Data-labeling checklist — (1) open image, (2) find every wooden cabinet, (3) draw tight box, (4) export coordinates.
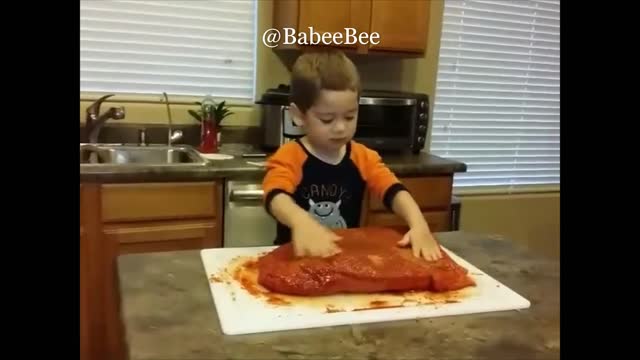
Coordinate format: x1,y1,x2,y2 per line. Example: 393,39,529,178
101,183,218,222
366,210,451,232
362,175,455,232
368,0,429,52
273,0,429,54
105,219,219,254
101,182,222,254
80,187,90,360
80,181,223,360
298,1,354,49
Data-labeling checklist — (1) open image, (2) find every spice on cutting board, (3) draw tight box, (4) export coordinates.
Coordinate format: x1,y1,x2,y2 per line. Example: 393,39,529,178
208,255,473,314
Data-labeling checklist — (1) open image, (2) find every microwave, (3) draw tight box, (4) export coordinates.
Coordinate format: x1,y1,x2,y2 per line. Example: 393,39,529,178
257,85,429,154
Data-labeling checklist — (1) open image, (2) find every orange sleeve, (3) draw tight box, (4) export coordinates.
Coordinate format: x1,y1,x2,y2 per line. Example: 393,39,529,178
262,142,307,212
350,142,406,208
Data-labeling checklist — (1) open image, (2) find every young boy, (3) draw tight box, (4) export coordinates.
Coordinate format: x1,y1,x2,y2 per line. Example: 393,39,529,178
262,49,442,262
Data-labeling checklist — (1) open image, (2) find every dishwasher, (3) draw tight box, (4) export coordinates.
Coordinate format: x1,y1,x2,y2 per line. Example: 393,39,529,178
223,180,278,247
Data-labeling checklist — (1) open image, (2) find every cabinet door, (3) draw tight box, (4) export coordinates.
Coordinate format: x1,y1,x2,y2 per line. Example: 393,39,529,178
368,0,428,52
80,227,90,360
101,181,223,254
101,182,217,223
104,219,220,254
366,210,450,232
297,0,359,49
363,175,454,232
369,176,453,211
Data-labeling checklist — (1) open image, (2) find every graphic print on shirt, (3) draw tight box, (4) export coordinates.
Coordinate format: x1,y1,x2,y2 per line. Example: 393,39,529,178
308,198,347,229
262,140,406,244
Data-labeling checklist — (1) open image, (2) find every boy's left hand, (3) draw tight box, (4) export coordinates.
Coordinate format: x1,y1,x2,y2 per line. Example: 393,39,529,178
397,225,443,261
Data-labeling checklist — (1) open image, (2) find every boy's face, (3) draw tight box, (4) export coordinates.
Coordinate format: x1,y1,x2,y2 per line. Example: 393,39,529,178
291,89,358,152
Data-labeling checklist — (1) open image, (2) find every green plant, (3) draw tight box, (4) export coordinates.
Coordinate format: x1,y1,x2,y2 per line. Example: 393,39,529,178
188,97,234,127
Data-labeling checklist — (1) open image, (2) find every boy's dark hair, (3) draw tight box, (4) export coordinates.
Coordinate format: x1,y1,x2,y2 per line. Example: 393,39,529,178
290,49,361,113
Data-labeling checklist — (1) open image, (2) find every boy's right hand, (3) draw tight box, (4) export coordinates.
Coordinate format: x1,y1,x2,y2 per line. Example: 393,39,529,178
291,216,342,258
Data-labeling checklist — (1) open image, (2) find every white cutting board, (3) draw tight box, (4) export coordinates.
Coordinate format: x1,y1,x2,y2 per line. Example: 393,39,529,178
200,246,530,335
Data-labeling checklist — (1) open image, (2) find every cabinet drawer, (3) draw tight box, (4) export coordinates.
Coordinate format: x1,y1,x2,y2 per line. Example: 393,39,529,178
366,210,450,232
104,219,219,253
101,182,217,222
369,176,453,211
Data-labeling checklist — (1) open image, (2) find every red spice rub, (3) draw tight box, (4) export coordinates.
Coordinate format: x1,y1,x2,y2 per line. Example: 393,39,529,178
257,226,475,296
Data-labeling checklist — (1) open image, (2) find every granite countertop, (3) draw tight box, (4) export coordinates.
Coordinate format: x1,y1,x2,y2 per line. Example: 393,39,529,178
80,143,467,183
117,232,559,360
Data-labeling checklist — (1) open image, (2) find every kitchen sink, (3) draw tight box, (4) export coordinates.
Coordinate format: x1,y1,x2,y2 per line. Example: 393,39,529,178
80,144,207,165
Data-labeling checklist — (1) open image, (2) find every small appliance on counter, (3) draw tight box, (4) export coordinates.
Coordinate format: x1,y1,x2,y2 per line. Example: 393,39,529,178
256,84,430,154
256,84,305,150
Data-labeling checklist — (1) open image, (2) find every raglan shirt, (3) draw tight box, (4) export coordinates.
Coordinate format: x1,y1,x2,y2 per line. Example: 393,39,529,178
263,139,408,245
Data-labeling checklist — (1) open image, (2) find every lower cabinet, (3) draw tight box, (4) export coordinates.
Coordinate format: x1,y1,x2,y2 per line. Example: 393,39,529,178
365,210,451,232
101,182,222,254
105,219,219,254
80,181,223,360
362,175,455,232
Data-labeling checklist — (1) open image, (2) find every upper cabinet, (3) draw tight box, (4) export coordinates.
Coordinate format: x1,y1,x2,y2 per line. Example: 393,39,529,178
272,0,429,54
368,0,429,53
298,1,356,50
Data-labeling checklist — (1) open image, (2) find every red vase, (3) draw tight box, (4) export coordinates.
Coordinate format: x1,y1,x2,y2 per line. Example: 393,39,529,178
200,120,218,153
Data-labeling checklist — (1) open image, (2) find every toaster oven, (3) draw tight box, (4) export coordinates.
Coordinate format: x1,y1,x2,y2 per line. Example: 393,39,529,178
257,85,429,154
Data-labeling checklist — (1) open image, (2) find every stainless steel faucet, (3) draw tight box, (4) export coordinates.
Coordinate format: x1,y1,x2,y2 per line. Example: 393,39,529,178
163,92,183,146
85,94,125,143
137,128,147,146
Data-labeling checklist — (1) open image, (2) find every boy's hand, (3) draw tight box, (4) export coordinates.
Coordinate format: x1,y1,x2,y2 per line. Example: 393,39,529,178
397,224,442,261
267,193,342,258
292,216,342,258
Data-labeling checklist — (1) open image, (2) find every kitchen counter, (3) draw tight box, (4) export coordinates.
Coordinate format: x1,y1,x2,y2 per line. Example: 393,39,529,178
116,231,559,360
80,143,467,183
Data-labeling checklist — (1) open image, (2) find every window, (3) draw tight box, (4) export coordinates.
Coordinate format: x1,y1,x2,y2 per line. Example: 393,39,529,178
431,0,559,192
80,0,257,102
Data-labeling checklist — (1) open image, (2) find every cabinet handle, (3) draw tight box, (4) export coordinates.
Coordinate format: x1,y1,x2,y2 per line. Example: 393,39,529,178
230,189,264,201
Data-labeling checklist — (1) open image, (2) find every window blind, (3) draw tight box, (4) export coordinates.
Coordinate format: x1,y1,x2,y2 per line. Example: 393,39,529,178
80,0,257,102
430,0,559,191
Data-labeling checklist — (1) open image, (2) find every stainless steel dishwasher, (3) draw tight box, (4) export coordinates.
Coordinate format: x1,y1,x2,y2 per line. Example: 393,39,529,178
223,180,277,247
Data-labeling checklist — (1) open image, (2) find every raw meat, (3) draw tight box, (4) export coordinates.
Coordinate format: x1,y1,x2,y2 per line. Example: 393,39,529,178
257,226,476,296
